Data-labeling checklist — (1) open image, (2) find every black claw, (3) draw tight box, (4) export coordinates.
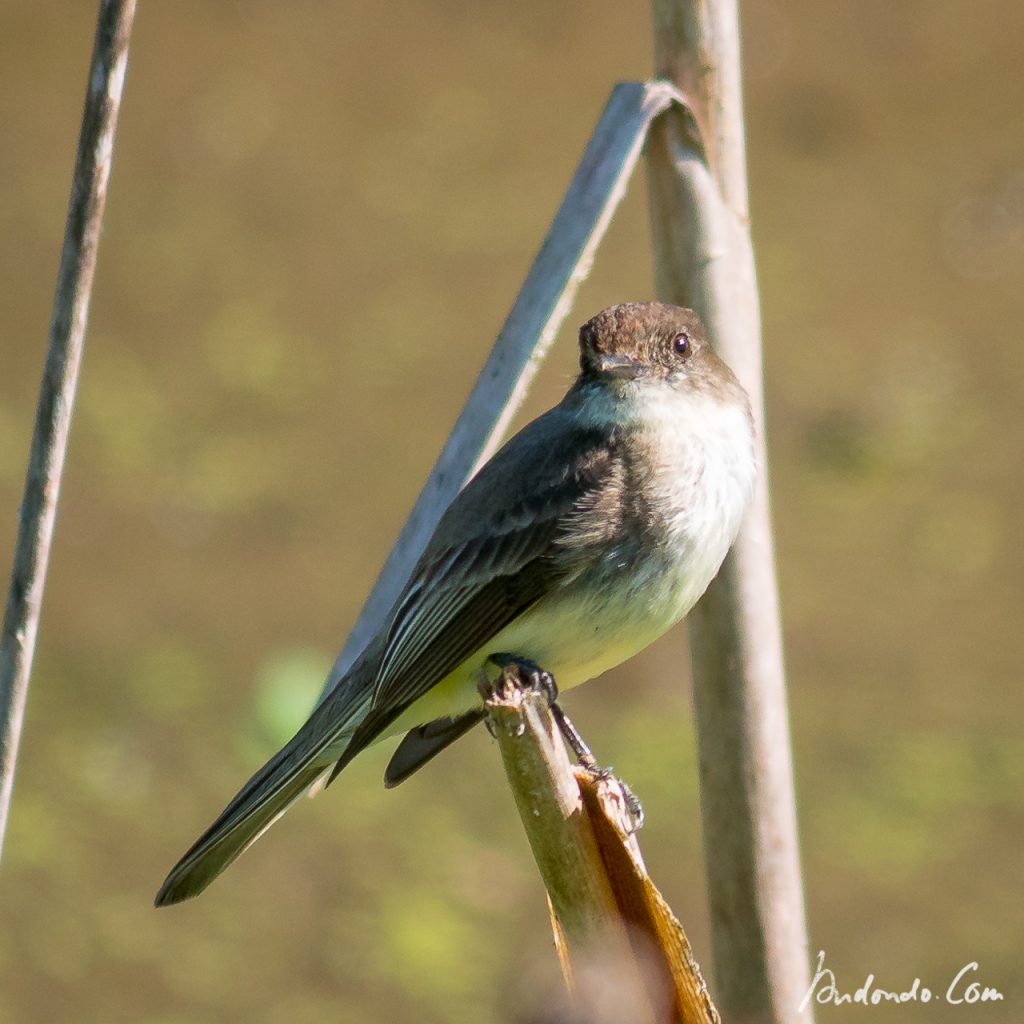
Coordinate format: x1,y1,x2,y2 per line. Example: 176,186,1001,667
620,780,645,833
535,670,557,705
487,653,558,704
587,764,644,832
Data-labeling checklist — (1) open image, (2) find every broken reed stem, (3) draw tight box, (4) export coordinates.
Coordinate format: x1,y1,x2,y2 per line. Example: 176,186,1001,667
487,683,718,1024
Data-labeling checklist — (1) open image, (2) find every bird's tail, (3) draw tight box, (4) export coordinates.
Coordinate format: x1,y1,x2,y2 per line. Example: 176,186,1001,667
154,740,328,906
154,680,370,907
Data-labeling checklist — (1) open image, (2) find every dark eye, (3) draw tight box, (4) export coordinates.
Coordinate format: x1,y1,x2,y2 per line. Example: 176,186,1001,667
672,331,691,357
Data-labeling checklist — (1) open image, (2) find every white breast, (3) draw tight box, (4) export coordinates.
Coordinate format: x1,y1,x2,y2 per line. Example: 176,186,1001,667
644,387,756,568
396,379,757,723
492,381,756,692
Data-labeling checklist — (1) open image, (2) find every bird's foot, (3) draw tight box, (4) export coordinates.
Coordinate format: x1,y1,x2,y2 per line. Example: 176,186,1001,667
482,653,558,704
480,654,644,832
480,654,557,739
550,702,645,833
611,776,645,833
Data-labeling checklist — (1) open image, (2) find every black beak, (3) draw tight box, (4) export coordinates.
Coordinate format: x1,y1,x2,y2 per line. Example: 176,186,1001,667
597,354,643,380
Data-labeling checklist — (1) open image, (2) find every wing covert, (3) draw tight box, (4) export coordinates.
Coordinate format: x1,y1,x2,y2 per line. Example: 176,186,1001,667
342,413,624,758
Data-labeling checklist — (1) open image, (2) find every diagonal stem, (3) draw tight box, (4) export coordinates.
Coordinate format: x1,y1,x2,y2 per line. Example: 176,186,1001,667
324,81,683,696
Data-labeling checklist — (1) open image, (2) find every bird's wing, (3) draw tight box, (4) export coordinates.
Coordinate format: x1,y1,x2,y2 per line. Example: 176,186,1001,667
335,417,623,766
383,709,486,788
155,412,621,904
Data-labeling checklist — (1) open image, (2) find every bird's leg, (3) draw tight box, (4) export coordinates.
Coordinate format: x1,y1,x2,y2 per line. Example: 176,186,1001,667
546,702,598,772
483,653,644,831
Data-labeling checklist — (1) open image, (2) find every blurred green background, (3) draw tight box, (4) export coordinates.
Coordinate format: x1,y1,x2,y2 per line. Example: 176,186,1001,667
1,2,1021,1022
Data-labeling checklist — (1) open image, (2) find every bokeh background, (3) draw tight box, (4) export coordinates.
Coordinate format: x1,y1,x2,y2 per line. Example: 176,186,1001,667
1,2,1021,1022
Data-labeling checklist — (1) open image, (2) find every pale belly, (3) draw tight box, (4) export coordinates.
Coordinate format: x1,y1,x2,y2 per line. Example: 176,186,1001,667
380,537,730,741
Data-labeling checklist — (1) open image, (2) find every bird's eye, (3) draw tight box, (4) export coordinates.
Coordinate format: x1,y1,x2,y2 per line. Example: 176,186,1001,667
672,331,691,357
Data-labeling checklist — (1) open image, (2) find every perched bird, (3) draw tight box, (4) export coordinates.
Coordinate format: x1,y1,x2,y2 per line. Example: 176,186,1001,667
156,301,756,906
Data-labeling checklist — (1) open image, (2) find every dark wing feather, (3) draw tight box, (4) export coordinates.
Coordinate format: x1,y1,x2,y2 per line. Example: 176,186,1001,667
373,529,560,709
340,529,565,764
335,411,622,768
383,710,486,788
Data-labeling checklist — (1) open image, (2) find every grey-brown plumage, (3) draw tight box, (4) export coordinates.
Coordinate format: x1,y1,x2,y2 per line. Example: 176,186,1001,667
155,302,755,906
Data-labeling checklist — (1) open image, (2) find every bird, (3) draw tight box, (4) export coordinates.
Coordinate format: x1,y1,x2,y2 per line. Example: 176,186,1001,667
155,301,756,906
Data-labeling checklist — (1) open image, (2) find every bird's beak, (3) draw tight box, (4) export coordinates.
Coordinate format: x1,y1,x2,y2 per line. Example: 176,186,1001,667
597,354,643,380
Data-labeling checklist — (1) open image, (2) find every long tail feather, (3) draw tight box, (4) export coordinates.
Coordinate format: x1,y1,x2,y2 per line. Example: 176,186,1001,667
156,648,383,905
154,681,373,906
155,742,328,906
